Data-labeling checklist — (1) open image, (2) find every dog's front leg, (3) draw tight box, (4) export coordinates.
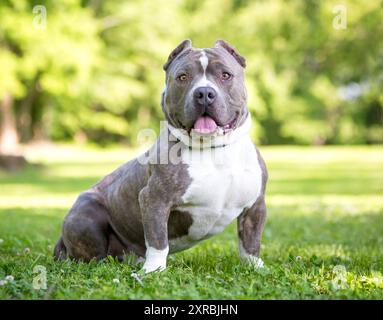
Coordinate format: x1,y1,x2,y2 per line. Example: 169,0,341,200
139,181,171,274
237,196,267,268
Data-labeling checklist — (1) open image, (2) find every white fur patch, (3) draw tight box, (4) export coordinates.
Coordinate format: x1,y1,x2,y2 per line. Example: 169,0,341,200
199,50,209,72
185,49,219,107
169,119,263,253
142,245,169,273
238,240,264,268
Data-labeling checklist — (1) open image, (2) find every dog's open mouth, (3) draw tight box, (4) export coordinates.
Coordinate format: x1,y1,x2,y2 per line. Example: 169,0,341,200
191,115,236,136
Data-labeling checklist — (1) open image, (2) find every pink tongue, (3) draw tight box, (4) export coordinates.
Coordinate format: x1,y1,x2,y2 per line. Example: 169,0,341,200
193,116,217,134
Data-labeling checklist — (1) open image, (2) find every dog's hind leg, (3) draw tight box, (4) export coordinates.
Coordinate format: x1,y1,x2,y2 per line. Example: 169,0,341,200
53,236,67,260
58,192,114,262
106,232,128,262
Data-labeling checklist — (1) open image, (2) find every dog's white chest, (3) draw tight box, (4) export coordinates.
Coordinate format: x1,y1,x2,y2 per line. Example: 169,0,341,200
170,136,262,251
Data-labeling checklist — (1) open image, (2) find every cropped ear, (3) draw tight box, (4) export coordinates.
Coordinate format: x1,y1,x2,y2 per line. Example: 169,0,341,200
163,39,192,71
215,39,246,68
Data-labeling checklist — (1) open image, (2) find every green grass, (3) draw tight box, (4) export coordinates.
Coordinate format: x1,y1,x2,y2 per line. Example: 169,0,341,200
1,144,383,299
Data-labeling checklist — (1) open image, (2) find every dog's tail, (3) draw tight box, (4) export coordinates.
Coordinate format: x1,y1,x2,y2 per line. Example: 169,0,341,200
53,236,67,261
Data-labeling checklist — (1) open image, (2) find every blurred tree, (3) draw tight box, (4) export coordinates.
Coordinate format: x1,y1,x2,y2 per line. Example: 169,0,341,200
0,0,101,149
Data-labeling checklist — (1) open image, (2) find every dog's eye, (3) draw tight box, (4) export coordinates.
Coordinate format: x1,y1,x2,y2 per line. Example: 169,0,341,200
221,72,232,81
177,74,188,81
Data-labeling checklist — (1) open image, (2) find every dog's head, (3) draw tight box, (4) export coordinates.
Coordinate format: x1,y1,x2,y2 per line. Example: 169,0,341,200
161,39,248,135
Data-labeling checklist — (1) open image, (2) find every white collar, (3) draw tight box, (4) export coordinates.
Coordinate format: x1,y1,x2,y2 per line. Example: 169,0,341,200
167,114,252,149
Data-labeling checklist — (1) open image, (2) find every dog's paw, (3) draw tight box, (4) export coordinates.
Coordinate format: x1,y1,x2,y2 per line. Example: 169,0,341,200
241,255,265,269
141,246,168,274
238,241,265,269
141,261,166,274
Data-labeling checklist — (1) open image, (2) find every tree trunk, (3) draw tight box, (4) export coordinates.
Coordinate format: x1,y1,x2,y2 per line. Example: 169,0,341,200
0,92,27,170
18,71,42,142
0,92,19,154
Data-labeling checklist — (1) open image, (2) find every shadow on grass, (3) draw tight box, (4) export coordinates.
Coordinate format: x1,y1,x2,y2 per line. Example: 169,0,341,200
269,177,383,195
264,206,383,246
0,168,101,194
0,208,64,250
2,169,383,197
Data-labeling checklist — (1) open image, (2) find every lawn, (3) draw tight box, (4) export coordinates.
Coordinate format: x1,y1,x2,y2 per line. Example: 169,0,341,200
0,144,383,299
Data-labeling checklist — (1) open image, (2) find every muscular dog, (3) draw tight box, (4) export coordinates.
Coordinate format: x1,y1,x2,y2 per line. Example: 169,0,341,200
54,39,268,273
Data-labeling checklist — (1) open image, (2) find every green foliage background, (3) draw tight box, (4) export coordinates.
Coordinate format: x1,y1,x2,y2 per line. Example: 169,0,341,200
1,0,382,146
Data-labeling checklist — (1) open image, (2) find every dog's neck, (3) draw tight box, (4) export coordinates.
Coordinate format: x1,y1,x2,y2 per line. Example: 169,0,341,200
167,114,252,149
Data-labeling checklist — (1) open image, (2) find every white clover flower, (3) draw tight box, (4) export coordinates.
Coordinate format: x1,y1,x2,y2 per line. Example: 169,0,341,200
0,280,7,286
112,278,120,284
131,272,144,287
0,239,4,244
295,256,302,261
24,247,31,253
5,275,14,282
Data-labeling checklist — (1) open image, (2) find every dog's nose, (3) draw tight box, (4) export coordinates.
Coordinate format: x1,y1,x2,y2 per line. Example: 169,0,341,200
193,87,216,106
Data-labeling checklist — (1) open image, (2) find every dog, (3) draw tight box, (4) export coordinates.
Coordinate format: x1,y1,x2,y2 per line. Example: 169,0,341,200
54,39,268,273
